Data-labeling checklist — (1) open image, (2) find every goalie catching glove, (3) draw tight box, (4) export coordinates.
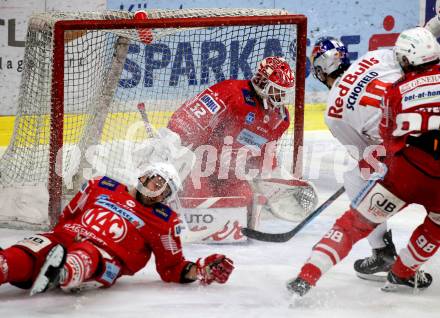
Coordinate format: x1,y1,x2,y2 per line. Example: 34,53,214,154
196,254,234,285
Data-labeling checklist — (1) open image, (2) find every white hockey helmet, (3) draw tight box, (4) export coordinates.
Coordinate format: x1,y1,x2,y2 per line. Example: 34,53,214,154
137,162,182,202
394,27,440,68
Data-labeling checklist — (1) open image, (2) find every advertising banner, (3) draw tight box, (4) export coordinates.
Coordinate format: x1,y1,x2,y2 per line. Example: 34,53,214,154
0,0,437,115
0,0,106,114
108,0,427,102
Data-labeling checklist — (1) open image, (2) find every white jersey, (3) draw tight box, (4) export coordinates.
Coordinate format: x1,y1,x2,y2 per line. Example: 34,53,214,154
325,49,402,160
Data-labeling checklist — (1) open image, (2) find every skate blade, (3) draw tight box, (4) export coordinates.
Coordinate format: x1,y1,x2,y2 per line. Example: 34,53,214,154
30,245,65,296
356,272,388,282
381,282,422,294
381,281,398,292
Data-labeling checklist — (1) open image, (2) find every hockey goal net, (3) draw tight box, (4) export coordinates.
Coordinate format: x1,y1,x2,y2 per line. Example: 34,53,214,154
0,9,307,229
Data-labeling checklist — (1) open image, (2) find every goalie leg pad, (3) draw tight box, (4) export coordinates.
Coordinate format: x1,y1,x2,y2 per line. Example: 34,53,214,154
298,208,376,285
181,206,248,243
251,178,318,222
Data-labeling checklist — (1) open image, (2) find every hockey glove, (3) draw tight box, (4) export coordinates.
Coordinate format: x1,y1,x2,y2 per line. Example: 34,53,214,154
196,254,234,285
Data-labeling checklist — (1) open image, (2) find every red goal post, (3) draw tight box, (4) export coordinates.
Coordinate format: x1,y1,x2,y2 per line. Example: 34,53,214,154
0,10,307,228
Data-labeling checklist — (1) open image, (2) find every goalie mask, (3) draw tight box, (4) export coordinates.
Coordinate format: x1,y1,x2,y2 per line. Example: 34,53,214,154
136,162,181,203
394,27,440,70
251,56,295,119
310,37,351,87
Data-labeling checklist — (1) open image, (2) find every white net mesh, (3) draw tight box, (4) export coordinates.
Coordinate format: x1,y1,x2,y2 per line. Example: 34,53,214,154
0,9,303,229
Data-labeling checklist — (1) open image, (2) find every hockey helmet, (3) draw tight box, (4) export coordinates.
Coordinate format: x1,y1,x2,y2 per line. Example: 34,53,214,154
137,162,181,202
310,37,351,85
394,27,440,68
251,56,295,118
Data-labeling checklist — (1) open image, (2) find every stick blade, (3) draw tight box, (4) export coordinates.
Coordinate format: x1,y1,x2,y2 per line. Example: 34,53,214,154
241,227,293,243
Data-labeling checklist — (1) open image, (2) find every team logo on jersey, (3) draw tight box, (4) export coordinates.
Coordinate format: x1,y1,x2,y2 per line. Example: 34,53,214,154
200,94,220,114
98,177,119,191
242,89,256,106
82,208,128,243
245,112,255,125
126,200,136,208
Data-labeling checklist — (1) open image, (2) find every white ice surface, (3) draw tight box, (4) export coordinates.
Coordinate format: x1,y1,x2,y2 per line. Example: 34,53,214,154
1,131,439,318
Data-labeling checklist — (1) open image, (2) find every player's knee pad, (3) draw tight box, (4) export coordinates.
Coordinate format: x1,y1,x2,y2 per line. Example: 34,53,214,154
67,241,101,274
62,242,121,290
351,182,406,223
9,234,61,289
61,241,101,290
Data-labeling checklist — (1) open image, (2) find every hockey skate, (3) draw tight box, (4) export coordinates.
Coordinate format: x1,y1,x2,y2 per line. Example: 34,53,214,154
286,277,312,298
382,270,432,292
354,230,397,282
30,244,66,296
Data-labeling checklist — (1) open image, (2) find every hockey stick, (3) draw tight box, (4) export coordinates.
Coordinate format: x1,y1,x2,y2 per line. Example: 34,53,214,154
241,186,345,242
137,102,155,138
136,102,209,243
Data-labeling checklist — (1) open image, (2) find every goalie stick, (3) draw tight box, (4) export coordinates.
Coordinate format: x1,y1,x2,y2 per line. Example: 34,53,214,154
137,102,155,138
136,102,208,243
241,186,345,242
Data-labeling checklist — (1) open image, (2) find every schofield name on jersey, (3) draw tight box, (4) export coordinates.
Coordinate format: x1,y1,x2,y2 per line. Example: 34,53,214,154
95,196,145,229
328,57,380,119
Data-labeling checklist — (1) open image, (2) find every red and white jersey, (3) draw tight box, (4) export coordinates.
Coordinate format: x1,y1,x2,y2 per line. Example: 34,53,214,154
325,49,403,159
54,177,190,282
381,64,440,155
168,79,290,177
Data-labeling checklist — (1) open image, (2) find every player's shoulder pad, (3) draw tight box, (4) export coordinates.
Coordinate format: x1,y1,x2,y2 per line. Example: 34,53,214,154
210,79,247,98
97,176,120,191
151,202,177,222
